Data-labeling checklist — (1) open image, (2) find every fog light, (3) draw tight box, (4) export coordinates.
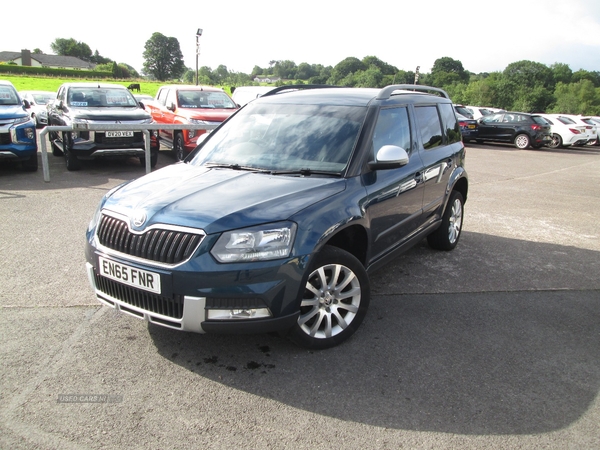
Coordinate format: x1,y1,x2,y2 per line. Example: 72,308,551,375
25,128,35,140
207,308,271,320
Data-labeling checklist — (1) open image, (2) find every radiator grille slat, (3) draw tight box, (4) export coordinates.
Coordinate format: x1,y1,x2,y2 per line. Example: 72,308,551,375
95,273,183,319
97,214,203,265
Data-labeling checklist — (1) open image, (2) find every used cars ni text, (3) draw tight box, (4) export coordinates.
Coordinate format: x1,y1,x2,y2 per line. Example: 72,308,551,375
85,84,468,349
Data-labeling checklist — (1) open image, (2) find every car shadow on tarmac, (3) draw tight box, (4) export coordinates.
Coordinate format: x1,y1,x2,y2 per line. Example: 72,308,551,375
147,232,600,436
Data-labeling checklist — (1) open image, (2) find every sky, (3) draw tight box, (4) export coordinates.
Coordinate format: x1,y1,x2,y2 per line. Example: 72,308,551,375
4,0,600,76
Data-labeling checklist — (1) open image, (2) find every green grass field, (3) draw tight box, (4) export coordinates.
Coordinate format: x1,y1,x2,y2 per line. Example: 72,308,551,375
2,75,233,97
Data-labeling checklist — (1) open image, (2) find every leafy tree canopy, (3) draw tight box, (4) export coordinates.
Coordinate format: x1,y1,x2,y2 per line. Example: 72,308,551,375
142,32,185,81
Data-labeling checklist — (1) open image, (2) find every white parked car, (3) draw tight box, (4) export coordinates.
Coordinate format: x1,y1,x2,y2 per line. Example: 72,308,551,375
231,86,275,107
465,105,495,120
574,116,599,146
536,113,592,149
19,90,55,127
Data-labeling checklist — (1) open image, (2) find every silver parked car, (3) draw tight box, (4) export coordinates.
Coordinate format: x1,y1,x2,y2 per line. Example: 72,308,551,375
19,90,56,127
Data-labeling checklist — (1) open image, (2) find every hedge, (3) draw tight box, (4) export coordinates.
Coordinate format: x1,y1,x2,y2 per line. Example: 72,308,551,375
0,64,112,78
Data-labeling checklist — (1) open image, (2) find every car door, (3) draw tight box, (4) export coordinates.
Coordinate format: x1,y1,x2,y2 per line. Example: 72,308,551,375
155,88,176,143
414,103,460,223
477,113,505,141
363,106,425,260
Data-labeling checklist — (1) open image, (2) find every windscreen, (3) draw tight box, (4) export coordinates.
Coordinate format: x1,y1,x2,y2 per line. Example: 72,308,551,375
68,88,138,107
190,102,366,173
0,85,20,105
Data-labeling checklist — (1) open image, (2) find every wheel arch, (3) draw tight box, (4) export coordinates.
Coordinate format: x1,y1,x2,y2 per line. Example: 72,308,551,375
317,224,369,267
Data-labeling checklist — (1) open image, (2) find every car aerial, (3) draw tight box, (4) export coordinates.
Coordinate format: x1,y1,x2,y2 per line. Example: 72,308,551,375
536,113,592,149
47,83,157,171
0,80,38,171
456,113,478,143
476,111,551,149
85,84,468,349
231,86,275,107
144,85,238,161
19,90,55,127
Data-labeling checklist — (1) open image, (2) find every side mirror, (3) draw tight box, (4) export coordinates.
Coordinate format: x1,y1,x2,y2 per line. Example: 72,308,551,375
167,102,176,112
22,99,31,109
368,145,409,170
138,101,145,110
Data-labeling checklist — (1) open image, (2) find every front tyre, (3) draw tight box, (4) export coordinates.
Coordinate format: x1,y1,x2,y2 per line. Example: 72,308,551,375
289,246,370,349
173,132,185,161
427,190,464,251
514,133,531,149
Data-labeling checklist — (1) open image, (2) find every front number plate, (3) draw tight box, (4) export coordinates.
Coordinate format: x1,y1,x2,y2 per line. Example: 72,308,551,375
106,131,134,138
99,256,161,294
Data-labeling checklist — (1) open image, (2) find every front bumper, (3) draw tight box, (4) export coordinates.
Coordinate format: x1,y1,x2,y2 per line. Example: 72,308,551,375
85,237,306,335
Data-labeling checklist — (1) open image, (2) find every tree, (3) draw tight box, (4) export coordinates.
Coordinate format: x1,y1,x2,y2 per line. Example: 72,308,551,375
329,57,367,84
272,60,298,79
51,38,93,61
550,80,600,115
550,63,572,85
142,32,185,81
430,57,469,87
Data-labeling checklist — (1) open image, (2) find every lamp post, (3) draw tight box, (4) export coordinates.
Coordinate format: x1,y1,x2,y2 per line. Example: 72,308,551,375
195,28,203,86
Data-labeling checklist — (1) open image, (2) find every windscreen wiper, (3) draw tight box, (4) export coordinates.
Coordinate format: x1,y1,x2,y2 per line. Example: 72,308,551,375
269,168,341,177
204,162,270,173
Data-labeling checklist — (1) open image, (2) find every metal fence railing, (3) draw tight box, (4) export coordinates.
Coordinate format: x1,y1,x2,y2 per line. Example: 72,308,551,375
39,123,217,182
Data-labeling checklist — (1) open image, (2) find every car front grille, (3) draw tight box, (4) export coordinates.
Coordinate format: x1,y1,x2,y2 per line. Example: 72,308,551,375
95,272,184,319
0,132,11,145
97,214,203,265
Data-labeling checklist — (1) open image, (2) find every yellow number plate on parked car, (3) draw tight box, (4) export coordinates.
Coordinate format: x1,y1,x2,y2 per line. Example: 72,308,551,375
99,256,161,294
106,131,134,138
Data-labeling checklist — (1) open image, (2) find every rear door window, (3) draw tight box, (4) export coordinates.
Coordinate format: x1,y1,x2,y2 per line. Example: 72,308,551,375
414,105,443,149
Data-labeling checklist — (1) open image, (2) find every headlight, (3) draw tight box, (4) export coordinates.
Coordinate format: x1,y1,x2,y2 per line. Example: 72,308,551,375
211,222,297,263
13,116,30,125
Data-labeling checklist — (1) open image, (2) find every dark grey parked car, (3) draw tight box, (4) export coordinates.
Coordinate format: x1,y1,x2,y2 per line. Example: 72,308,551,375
476,112,551,149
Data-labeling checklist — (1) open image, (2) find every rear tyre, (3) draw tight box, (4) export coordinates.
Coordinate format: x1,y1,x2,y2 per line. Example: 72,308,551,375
427,190,464,251
289,246,370,350
548,133,563,149
514,133,531,149
173,132,185,161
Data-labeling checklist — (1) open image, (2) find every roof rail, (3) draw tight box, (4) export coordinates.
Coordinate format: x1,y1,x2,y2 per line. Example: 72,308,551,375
260,84,342,98
376,84,450,100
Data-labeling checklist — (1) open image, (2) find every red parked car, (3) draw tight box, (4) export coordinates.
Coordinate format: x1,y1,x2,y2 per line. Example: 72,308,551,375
145,85,238,160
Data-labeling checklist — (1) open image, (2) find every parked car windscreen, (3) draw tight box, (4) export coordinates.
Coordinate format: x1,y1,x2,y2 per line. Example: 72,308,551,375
68,88,138,107
190,102,366,173
0,85,20,105
177,90,237,109
31,93,54,104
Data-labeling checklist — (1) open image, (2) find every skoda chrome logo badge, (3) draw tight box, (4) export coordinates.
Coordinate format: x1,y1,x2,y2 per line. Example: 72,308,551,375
132,210,147,227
